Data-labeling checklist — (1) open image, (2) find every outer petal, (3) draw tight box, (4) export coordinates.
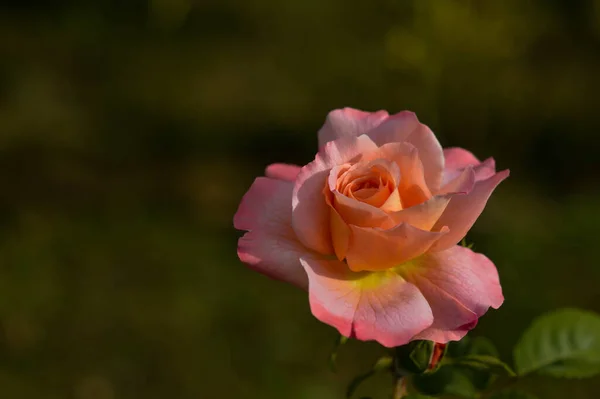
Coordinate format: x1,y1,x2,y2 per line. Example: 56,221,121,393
442,147,496,185
413,321,476,342
429,170,510,252
234,177,309,289
265,163,301,182
473,158,496,182
366,111,420,146
443,147,480,172
345,224,449,272
437,167,476,196
292,135,378,254
392,168,474,231
318,108,389,148
404,245,504,342
301,257,434,348
367,112,444,192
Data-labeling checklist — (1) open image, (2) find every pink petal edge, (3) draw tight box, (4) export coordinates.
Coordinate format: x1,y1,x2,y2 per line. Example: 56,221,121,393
265,163,302,182
301,256,434,348
234,177,309,289
404,245,503,343
368,112,444,191
317,108,389,148
429,169,510,252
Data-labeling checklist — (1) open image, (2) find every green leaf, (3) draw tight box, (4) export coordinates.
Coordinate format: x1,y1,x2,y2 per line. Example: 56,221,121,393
447,335,473,358
411,366,477,398
447,335,498,358
488,390,539,399
395,340,434,375
464,368,495,391
373,356,394,372
445,336,503,390
469,336,499,357
346,371,375,399
453,355,516,377
539,358,600,377
346,356,392,398
514,308,600,378
460,238,474,249
329,334,349,372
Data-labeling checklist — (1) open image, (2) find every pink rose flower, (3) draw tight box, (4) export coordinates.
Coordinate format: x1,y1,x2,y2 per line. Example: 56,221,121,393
234,108,508,347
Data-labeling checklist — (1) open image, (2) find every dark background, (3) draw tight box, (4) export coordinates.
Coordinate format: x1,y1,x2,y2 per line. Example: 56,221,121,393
0,1,599,398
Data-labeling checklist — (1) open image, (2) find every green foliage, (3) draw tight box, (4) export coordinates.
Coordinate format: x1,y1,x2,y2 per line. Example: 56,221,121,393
395,340,435,375
488,390,539,399
447,336,499,358
514,308,600,378
446,336,502,390
447,337,473,359
451,355,515,377
329,334,349,372
346,356,393,398
410,356,515,398
346,370,374,398
460,238,474,249
411,365,478,398
409,336,515,398
468,337,500,357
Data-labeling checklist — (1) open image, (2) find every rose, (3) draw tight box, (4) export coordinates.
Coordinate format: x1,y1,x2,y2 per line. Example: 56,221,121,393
234,108,508,347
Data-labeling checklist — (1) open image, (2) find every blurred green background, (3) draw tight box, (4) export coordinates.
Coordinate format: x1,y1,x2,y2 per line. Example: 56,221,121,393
0,0,599,398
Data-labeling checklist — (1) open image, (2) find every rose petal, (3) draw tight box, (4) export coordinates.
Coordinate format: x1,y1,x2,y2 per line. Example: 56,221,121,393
360,142,432,208
327,159,398,227
436,167,476,196
292,135,378,254
473,157,496,182
340,158,400,187
390,194,453,231
333,159,399,196
234,177,309,289
404,245,503,342
331,190,390,227
345,224,449,272
367,112,444,192
330,205,351,261
301,257,434,348
442,147,497,186
367,111,420,146
388,168,475,231
265,163,302,182
379,187,402,212
429,170,509,252
413,320,477,342
318,108,389,148
444,147,480,172
393,144,432,208
404,124,445,192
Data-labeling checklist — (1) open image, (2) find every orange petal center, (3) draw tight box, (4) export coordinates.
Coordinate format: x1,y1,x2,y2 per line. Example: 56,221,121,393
335,160,402,212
